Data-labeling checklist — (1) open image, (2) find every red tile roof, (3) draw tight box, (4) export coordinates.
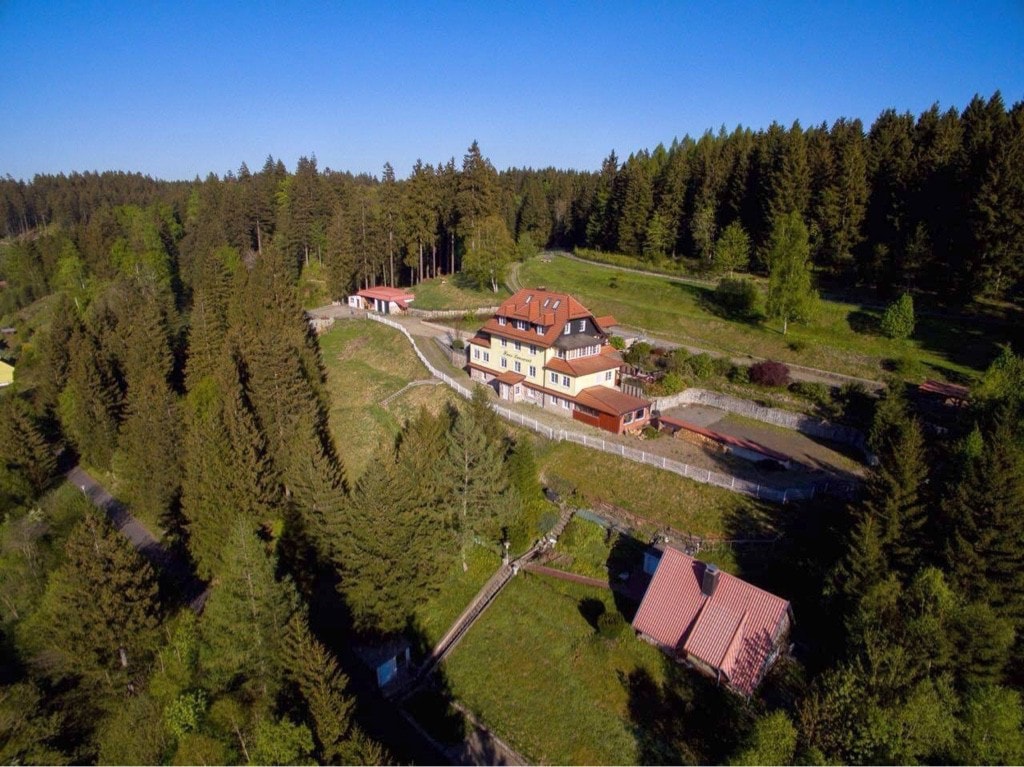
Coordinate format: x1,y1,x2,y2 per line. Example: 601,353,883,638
545,349,623,377
357,286,416,302
575,385,650,417
481,289,593,349
494,371,526,386
632,547,790,696
468,334,491,348
594,315,617,331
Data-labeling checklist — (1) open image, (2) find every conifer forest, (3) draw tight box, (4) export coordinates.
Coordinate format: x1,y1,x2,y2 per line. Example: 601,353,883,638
2,93,1024,764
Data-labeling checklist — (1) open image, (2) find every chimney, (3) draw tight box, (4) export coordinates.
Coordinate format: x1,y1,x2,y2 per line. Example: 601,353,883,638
701,563,720,597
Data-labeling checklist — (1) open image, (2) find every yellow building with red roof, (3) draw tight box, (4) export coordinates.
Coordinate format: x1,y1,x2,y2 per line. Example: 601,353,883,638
467,288,651,434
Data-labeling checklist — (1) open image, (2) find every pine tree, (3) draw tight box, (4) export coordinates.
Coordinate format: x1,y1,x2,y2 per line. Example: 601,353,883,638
282,612,383,764
58,328,122,470
0,395,56,493
115,293,182,531
457,141,499,256
25,508,161,692
880,293,915,340
199,521,297,700
447,401,509,570
944,406,1024,622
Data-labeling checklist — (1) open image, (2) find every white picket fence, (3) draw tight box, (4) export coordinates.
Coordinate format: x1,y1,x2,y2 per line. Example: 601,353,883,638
368,314,832,504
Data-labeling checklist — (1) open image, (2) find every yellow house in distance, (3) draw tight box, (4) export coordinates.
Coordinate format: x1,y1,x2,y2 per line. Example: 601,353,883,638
466,288,651,434
0,360,13,388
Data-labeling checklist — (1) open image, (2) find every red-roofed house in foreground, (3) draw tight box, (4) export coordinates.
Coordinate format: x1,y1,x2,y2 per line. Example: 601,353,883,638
466,288,651,434
632,547,792,696
347,286,416,314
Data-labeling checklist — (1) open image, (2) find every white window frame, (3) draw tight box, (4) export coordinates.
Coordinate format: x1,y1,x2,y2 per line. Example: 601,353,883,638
500,338,507,347
578,319,585,331
536,325,544,335
498,316,506,326
529,365,537,377
474,348,480,359
483,352,489,362
550,372,558,384
562,375,570,387
563,323,571,335
514,361,521,373
605,370,613,381
561,398,571,409
529,344,537,355
514,341,521,351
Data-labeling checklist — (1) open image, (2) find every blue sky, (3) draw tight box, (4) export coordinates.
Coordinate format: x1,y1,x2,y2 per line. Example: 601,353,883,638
1,1,1022,180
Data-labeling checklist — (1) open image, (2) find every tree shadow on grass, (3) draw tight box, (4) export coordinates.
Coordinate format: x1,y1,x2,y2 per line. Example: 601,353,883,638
623,659,752,765
847,309,879,336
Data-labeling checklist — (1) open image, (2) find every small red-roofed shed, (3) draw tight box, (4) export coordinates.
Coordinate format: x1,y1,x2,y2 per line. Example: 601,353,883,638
632,547,792,696
348,286,416,314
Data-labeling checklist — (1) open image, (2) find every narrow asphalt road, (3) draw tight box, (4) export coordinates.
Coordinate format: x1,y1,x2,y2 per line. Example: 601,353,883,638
67,466,209,613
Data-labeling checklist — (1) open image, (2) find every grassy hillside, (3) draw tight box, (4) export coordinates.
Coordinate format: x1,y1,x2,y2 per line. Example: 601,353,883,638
519,254,1014,382
318,319,461,482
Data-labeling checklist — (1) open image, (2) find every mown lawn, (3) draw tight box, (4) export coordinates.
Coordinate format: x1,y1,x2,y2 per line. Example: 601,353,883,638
318,319,457,482
412,273,510,310
519,254,1009,382
413,545,502,647
442,574,669,765
536,440,771,542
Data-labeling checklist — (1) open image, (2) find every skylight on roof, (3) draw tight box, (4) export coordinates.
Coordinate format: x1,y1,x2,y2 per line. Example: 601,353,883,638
542,298,550,308
552,300,560,309
524,295,532,303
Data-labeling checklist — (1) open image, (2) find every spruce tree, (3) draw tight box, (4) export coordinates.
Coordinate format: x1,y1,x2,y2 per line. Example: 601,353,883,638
57,328,122,470
199,521,297,701
25,508,161,693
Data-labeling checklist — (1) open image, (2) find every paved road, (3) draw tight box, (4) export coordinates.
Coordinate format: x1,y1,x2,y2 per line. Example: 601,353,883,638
67,466,209,613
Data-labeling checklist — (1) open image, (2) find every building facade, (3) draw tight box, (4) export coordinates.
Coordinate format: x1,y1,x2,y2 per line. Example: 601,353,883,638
467,288,651,434
347,286,415,314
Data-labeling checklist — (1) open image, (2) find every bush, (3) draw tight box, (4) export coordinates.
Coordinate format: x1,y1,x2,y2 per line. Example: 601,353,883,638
714,277,760,319
712,356,733,377
641,425,662,439
787,338,808,353
597,610,627,640
750,360,791,387
624,341,654,371
729,365,750,384
880,292,915,340
451,338,465,350
789,380,830,405
654,371,685,395
689,352,716,380
609,335,626,350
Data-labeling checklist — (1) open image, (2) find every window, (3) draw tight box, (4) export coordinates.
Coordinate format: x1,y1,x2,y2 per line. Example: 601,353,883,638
561,398,571,409
552,300,560,309
529,344,537,355
542,298,550,308
562,375,570,387
514,361,521,373
578,320,585,331
483,352,489,362
550,372,558,384
529,365,536,377
501,358,507,368
550,396,559,407
524,294,532,303
605,370,613,381
514,341,521,351
636,408,646,419
516,320,527,330
474,348,480,360
500,338,507,347
536,325,544,335
498,316,506,326
557,348,566,359
623,411,634,424
563,323,571,335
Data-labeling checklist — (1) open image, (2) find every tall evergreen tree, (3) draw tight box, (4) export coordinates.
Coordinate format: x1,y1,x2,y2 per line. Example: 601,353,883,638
57,328,122,470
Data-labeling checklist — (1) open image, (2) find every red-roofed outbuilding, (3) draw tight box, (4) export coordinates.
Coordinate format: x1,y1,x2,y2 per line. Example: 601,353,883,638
632,547,792,696
348,286,416,314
